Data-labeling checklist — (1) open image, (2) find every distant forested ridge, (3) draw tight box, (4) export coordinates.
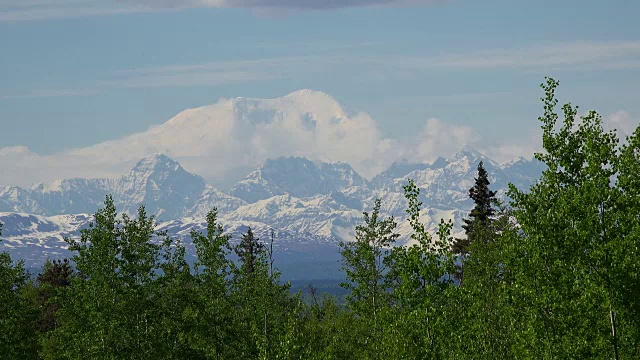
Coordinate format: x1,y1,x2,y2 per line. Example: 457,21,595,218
1,78,639,359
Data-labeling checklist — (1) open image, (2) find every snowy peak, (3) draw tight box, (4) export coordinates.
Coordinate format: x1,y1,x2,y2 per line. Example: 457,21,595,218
369,159,431,190
230,156,366,203
282,89,346,117
130,153,182,175
451,147,496,166
120,153,206,194
0,154,245,219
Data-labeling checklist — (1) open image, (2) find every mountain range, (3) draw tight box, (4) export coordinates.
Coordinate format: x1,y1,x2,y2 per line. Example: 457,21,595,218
0,89,547,279
0,149,545,278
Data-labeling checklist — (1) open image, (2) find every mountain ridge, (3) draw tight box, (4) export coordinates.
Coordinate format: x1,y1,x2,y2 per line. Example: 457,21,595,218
0,150,545,272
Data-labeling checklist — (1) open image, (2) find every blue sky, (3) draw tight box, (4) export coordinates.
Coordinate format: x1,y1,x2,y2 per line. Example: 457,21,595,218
1,0,639,186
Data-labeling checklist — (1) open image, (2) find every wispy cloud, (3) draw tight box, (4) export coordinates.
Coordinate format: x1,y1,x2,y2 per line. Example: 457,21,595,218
0,88,99,99
0,0,445,22
121,0,446,11
4,40,640,98
381,41,640,71
0,0,161,22
115,41,640,84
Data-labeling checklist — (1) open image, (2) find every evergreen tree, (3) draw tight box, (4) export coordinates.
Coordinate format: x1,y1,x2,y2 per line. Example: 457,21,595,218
452,160,498,285
231,227,292,359
453,161,497,255
235,227,265,277
35,259,74,333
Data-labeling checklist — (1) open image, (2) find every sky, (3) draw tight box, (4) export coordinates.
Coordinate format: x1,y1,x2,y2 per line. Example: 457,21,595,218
1,0,639,188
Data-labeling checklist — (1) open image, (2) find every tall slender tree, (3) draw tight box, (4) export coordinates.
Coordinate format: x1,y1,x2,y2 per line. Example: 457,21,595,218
453,160,497,255
235,228,265,277
339,198,399,359
186,208,235,358
340,198,399,321
452,160,498,284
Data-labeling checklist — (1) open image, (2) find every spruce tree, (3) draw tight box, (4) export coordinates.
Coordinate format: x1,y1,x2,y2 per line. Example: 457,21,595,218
452,161,497,283
454,161,497,254
35,259,74,333
235,227,265,277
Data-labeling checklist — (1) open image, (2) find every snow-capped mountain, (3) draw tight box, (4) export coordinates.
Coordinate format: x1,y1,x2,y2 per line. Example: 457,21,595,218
0,150,545,277
0,154,245,220
230,156,366,203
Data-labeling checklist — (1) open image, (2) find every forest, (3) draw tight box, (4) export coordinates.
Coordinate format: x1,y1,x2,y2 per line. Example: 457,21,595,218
1,78,639,359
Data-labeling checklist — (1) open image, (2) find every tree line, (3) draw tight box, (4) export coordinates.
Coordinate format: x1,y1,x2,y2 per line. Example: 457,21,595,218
1,78,639,359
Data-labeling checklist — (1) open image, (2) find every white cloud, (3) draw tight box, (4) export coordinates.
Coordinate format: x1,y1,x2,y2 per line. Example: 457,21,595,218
2,86,636,189
480,110,640,162
480,129,543,163
409,118,478,162
0,90,476,188
389,41,640,71
605,111,638,138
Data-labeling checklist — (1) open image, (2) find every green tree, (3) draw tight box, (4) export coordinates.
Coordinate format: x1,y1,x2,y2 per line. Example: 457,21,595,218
339,198,399,359
452,160,498,283
452,203,517,359
231,227,292,359
384,180,457,359
184,209,235,358
50,196,166,359
0,222,40,358
235,227,265,277
35,259,74,333
505,77,640,358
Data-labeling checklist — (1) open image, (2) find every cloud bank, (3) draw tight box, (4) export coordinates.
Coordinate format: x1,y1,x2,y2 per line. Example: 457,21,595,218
0,90,476,188
1,89,635,189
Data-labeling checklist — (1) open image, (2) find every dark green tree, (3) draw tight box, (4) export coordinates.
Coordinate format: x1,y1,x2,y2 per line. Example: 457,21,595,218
452,161,498,284
0,222,40,358
454,160,497,254
35,259,74,333
231,227,292,359
235,227,265,277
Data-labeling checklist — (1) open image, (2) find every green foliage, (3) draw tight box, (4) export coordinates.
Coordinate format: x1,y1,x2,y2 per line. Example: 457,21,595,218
339,198,399,358
183,208,234,358
1,77,639,359
385,180,458,359
49,196,169,358
453,160,498,257
230,227,294,359
504,77,640,358
0,222,40,358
